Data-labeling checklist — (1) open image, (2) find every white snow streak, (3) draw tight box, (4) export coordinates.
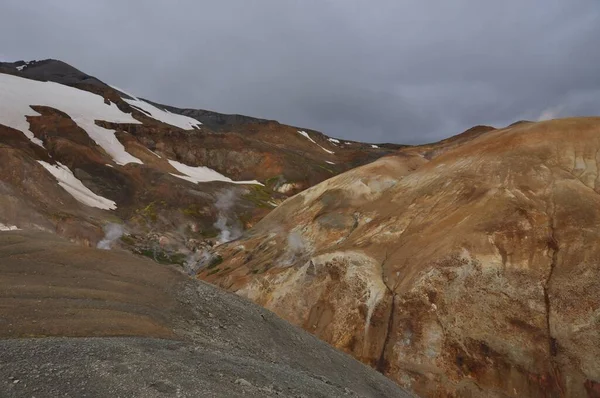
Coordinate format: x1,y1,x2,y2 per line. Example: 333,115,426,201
0,73,143,164
0,223,19,231
297,130,316,143
168,160,263,185
77,119,142,165
37,161,117,210
113,85,201,130
371,144,379,148
325,161,336,165
148,148,162,158
297,130,335,155
328,138,340,144
15,61,34,72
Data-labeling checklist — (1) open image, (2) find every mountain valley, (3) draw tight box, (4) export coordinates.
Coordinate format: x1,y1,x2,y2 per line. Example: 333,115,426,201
1,59,599,398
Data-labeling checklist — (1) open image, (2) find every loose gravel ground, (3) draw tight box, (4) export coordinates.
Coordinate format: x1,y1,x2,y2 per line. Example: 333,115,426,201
0,232,413,397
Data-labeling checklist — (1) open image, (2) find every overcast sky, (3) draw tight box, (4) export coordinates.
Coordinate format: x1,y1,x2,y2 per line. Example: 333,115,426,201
1,1,599,144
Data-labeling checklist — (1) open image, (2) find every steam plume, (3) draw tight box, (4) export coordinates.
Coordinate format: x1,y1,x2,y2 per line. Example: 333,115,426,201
213,189,242,244
97,223,124,250
184,249,215,275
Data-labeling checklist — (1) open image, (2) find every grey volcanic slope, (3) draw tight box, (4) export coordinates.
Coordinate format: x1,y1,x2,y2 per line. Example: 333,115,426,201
0,231,413,398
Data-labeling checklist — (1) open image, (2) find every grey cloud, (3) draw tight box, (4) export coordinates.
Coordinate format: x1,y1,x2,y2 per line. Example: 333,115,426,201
1,0,599,144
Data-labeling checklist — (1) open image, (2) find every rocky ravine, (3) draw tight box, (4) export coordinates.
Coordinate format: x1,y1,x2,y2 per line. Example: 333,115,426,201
205,118,600,398
0,231,413,398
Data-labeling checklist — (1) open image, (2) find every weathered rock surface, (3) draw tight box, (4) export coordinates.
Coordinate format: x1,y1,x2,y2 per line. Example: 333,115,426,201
0,231,413,398
206,118,600,397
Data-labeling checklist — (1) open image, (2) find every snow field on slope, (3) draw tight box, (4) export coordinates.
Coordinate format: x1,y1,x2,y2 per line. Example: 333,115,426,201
297,130,335,155
0,223,19,231
1,74,260,186
0,73,143,164
37,161,117,210
111,85,202,130
168,160,263,185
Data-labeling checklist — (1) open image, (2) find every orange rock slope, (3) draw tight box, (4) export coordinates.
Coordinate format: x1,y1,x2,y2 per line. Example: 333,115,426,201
204,118,600,398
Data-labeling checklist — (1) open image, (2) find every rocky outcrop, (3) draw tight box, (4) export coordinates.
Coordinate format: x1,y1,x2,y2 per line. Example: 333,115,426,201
205,118,600,397
0,59,107,88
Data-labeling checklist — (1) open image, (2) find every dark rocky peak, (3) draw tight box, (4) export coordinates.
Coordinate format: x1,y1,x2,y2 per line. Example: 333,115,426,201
0,58,107,88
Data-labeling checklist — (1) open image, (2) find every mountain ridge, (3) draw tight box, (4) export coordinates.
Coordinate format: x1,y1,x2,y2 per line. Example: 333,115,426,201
0,59,398,261
0,58,404,147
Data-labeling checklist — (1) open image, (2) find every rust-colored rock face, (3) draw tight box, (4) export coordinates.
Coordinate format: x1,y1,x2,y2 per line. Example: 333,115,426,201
206,118,600,397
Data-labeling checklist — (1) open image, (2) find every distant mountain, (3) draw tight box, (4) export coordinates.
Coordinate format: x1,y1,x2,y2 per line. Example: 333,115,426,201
0,59,398,260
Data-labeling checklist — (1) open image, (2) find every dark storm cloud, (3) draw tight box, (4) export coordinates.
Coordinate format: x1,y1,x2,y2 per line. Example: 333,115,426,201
1,0,599,144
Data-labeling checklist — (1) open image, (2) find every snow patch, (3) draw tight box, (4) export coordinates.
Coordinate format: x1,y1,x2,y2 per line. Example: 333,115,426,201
168,159,262,185
76,119,142,165
0,223,19,231
297,130,316,144
115,86,201,130
148,148,161,158
328,138,340,144
297,130,335,154
37,161,117,210
325,161,336,165
371,144,379,149
15,61,34,72
0,73,142,164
